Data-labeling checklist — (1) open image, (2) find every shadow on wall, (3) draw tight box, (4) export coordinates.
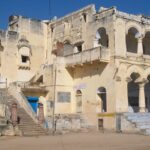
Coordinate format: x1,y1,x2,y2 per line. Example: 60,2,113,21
67,63,108,79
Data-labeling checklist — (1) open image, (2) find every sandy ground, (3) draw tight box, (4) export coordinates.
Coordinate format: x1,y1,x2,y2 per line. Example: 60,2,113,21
0,132,150,150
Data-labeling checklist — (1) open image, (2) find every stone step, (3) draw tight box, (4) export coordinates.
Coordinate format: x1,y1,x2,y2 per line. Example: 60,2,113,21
127,116,150,120
18,116,36,119
19,124,43,128
0,89,47,136
124,113,150,117
19,124,42,127
127,115,150,119
145,129,150,135
124,113,150,135
22,132,47,136
136,124,150,129
20,128,46,132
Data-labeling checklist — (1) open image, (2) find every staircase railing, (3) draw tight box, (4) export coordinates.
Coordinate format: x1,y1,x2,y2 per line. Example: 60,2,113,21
9,82,38,123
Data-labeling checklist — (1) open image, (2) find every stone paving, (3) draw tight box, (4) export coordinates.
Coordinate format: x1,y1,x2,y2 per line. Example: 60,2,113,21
0,132,150,150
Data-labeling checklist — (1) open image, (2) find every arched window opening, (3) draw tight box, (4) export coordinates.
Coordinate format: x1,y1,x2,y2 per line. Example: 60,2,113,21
76,90,82,113
94,28,109,48
143,32,150,55
17,37,31,69
128,73,140,112
82,13,87,22
18,46,31,69
97,87,107,112
126,27,139,53
74,44,83,54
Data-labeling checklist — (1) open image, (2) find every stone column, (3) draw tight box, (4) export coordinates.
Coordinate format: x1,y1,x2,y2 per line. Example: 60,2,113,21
139,83,146,112
137,37,143,56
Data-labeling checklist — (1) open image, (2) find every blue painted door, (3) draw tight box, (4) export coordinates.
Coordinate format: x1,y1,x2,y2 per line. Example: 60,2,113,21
26,96,39,113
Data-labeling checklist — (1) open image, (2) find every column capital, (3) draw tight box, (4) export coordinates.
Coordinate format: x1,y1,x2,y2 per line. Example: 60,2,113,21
137,35,144,56
137,37,142,43
136,34,144,41
126,77,132,83
139,83,145,88
135,78,148,86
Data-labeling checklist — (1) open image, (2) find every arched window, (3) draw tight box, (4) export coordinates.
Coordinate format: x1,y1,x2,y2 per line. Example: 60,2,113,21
76,90,82,113
126,27,139,53
94,27,109,48
97,87,107,112
143,32,150,55
128,73,140,112
74,43,83,54
18,46,31,68
17,37,31,69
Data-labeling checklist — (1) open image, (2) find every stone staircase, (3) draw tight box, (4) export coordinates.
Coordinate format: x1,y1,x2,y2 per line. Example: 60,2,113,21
17,109,47,136
124,113,150,135
0,89,47,136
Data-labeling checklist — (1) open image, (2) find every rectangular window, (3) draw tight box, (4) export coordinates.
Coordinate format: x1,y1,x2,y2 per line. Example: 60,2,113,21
21,55,29,63
77,45,82,52
57,92,71,103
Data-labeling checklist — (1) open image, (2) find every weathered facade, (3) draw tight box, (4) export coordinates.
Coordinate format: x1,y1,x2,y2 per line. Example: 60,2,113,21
1,5,150,135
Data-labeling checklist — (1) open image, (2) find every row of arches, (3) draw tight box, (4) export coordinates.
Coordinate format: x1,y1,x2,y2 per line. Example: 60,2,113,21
94,26,150,55
128,72,150,112
53,25,150,56
75,87,107,113
126,27,150,54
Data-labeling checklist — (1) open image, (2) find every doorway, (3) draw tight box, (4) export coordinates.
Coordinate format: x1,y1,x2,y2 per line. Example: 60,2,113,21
26,96,39,113
76,90,82,113
97,87,107,112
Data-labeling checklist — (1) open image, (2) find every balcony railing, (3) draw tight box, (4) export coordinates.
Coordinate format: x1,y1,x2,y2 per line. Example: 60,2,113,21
64,46,110,67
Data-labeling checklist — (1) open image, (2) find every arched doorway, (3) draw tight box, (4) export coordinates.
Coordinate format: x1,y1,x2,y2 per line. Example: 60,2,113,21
126,27,139,53
76,90,82,113
128,73,140,112
145,75,150,112
97,87,107,112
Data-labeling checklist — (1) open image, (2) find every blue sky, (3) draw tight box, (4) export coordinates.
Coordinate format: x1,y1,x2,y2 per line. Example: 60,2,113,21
0,0,150,29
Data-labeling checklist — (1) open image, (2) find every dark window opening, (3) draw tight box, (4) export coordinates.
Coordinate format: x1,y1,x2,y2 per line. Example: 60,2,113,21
96,27,109,48
128,73,140,112
51,26,54,33
126,27,138,53
37,75,43,83
83,13,87,22
143,32,150,55
97,87,107,112
21,55,29,63
77,45,82,53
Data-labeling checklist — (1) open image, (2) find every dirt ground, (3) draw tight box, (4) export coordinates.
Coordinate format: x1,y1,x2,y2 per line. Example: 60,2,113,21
0,132,150,150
